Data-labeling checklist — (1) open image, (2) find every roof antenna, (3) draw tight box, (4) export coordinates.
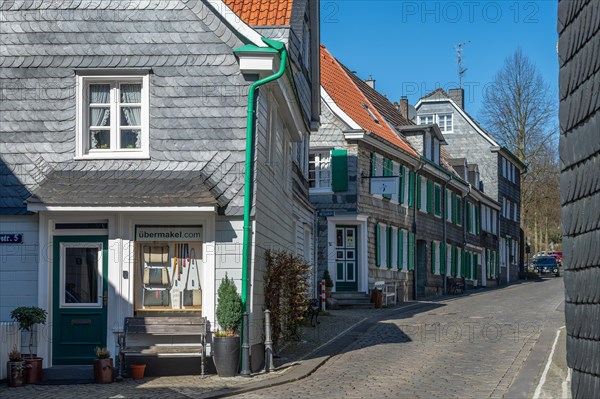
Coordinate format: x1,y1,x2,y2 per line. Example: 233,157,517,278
455,41,470,88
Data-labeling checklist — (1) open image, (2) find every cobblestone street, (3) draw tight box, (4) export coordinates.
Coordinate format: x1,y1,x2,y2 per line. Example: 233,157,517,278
233,278,566,399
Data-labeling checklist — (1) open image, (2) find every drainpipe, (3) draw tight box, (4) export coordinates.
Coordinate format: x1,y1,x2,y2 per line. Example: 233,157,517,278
462,184,472,286
442,175,453,295
240,38,287,376
412,162,424,300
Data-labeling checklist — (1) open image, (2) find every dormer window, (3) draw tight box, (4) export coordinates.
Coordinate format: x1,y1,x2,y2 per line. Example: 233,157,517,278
438,114,453,132
418,114,434,125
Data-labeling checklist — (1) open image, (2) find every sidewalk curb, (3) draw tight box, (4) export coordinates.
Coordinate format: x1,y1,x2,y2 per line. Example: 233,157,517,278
200,302,435,398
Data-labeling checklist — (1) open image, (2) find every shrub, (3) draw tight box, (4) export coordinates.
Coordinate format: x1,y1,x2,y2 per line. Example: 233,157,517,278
215,275,243,336
322,269,333,288
264,250,311,347
8,347,22,362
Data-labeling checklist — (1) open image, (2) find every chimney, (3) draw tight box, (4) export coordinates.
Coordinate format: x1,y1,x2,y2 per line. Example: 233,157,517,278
399,96,409,120
364,75,375,89
448,88,464,109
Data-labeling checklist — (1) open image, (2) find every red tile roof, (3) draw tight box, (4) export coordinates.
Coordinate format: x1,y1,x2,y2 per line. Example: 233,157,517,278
320,45,417,156
223,0,293,26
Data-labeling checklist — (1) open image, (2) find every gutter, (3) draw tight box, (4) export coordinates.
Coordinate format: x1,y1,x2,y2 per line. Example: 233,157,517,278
412,161,425,300
238,37,287,376
441,174,453,294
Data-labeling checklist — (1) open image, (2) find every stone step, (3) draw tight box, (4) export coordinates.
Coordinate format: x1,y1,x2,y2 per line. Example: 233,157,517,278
331,292,370,299
41,365,94,385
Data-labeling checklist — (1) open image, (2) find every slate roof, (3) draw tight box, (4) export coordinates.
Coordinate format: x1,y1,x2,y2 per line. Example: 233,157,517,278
223,0,293,26
0,0,252,215
558,0,600,396
320,45,417,157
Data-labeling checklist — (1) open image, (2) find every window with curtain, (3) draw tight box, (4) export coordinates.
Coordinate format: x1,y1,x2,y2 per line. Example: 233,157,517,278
77,74,149,158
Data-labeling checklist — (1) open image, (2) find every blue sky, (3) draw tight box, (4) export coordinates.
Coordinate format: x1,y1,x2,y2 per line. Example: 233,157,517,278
320,0,559,119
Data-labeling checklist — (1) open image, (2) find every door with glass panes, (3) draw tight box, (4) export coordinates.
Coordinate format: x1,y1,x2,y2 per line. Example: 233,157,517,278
335,226,358,291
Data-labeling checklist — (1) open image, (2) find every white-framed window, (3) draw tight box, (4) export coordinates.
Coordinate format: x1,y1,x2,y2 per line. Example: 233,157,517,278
76,73,150,159
513,201,518,222
492,209,498,233
418,114,434,125
308,150,331,190
446,244,452,276
402,229,408,271
446,189,452,222
419,177,428,212
438,114,453,132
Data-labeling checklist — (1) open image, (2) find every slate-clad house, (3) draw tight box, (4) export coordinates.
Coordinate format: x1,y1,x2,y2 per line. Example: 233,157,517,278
0,0,319,372
416,89,525,284
314,46,500,301
558,0,600,397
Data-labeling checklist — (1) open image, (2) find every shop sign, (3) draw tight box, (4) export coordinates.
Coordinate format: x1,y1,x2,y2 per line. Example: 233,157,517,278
135,226,202,242
370,177,397,195
0,234,23,244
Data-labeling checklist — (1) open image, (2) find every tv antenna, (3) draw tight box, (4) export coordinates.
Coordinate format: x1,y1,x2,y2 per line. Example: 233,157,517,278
456,41,470,88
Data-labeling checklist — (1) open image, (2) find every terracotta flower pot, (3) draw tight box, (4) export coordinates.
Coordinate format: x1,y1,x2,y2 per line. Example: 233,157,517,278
130,364,146,380
94,358,114,383
23,357,43,384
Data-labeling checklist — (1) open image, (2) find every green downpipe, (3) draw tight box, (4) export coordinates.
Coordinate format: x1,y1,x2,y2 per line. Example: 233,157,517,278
240,37,287,367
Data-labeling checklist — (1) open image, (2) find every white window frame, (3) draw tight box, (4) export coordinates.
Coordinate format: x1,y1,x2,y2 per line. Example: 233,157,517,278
391,161,399,203
402,229,408,271
308,150,332,192
402,165,410,208
437,113,453,133
418,114,434,125
419,177,428,213
59,242,104,308
446,244,452,276
76,73,150,159
513,201,518,222
446,189,452,222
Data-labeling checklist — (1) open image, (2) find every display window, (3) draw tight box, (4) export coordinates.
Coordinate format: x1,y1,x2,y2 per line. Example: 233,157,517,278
134,226,203,312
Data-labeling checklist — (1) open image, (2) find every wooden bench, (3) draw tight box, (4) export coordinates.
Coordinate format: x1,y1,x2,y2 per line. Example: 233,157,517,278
446,277,464,295
374,281,397,306
120,316,208,376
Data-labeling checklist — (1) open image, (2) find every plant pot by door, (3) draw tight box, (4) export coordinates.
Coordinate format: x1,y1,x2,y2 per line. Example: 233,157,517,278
130,364,146,380
213,336,240,377
94,358,114,383
6,361,25,387
23,357,43,384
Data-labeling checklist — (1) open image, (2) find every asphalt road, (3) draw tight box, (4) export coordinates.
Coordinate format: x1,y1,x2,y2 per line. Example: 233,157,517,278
232,277,568,399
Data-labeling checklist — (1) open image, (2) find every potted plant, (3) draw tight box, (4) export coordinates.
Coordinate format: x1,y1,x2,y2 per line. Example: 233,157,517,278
10,306,47,384
6,347,26,387
213,274,243,377
93,347,113,383
323,270,334,297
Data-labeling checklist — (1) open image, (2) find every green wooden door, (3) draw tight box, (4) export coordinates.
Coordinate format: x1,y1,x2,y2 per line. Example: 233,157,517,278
335,226,358,291
52,236,108,365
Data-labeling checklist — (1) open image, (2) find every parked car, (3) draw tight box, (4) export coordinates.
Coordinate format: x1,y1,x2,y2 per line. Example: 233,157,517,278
532,256,561,277
547,251,564,264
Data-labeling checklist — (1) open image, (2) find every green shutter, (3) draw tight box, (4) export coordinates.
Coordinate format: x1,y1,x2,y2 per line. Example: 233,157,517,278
408,232,415,271
371,152,376,176
386,225,392,268
434,184,441,216
398,230,404,269
451,246,457,277
426,179,433,213
416,175,422,210
331,149,348,192
474,254,478,279
375,223,380,267
408,171,415,206
451,193,456,224
457,197,462,226
383,159,392,199
431,242,436,274
440,243,446,276
399,166,405,204
475,206,480,233
467,202,472,232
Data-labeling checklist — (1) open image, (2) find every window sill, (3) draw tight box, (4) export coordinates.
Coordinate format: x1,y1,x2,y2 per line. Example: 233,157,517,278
76,152,150,160
309,188,333,195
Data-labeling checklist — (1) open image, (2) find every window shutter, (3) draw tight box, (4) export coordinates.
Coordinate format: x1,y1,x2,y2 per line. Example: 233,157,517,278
386,225,392,268
440,243,446,276
399,166,405,204
457,197,462,226
475,206,480,233
451,193,457,224
383,158,392,199
431,242,436,274
408,232,415,271
416,175,422,210
398,230,404,269
451,246,457,277
375,223,380,267
467,202,472,232
371,152,376,176
408,171,415,206
331,149,348,192
434,184,441,216
426,179,433,213
474,254,478,280
462,249,467,278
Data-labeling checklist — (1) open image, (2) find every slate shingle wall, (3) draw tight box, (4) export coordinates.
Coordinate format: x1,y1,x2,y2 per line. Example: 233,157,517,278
0,0,252,215
558,1,600,397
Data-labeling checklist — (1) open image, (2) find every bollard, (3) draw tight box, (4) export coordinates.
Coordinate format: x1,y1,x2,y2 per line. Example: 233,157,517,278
240,312,251,376
264,309,274,372
321,279,326,311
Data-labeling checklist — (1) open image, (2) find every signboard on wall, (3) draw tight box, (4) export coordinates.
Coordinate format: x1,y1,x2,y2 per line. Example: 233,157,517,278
370,177,397,195
135,226,203,242
0,234,23,244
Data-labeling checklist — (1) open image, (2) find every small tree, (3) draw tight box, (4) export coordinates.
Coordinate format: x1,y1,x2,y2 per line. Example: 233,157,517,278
10,306,47,359
322,269,333,288
215,275,243,337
